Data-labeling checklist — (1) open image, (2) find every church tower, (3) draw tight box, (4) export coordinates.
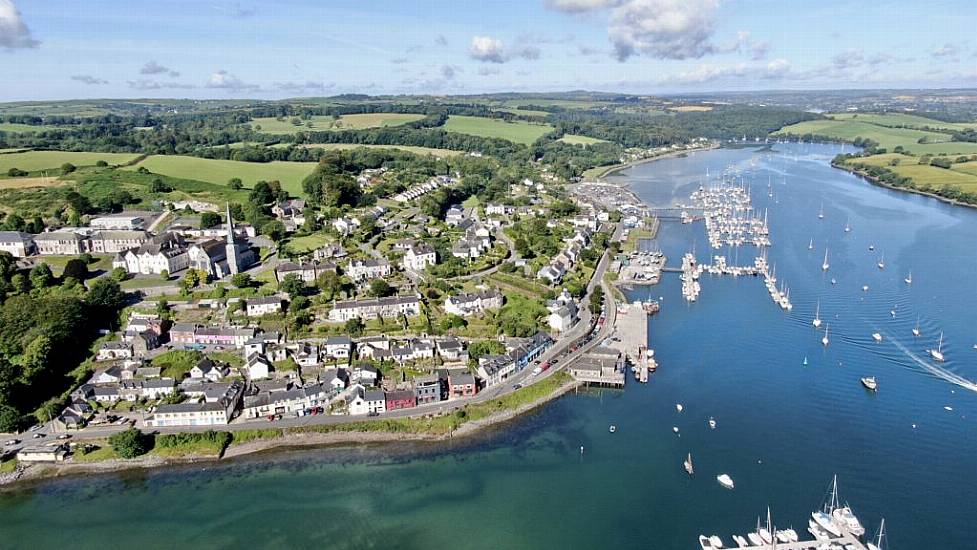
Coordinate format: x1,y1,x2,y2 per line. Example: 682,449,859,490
225,202,240,274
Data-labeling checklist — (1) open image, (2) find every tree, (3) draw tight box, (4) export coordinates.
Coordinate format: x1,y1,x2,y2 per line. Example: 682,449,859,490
155,298,170,319
109,427,151,459
110,267,128,282
230,273,252,288
86,278,127,327
263,220,286,242
96,160,109,167
316,270,345,300
6,168,27,177
200,212,222,229
279,274,305,298
228,177,243,190
10,273,29,294
149,177,171,193
29,263,53,289
368,278,393,298
160,269,169,281
249,180,275,205
181,269,201,294
589,286,603,315
62,258,88,281
344,317,365,337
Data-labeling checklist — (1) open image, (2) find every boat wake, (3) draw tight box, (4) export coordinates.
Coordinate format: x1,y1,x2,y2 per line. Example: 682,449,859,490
888,337,977,393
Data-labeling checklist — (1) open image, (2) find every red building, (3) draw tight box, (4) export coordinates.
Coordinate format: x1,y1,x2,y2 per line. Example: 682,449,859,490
448,372,478,398
384,389,417,411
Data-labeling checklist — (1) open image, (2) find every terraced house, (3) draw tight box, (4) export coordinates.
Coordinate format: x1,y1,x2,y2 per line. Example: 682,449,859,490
328,295,421,322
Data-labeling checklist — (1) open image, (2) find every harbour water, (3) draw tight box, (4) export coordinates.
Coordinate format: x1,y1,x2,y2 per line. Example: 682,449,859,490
1,143,975,549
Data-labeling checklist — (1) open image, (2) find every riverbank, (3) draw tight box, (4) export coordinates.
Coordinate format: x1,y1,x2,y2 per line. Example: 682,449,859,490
0,374,582,490
593,142,720,183
835,160,977,209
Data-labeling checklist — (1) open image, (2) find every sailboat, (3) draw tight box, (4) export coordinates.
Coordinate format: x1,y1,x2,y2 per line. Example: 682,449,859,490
822,249,830,271
813,301,822,328
867,518,887,550
912,317,921,337
808,238,814,251
818,203,824,219
904,271,912,285
844,217,851,232
684,453,694,475
822,324,830,346
708,417,717,429
929,331,945,362
877,253,885,270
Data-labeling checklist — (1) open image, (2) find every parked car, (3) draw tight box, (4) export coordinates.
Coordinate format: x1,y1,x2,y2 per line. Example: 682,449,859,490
512,384,523,390
3,439,19,446
56,434,72,440
32,433,45,439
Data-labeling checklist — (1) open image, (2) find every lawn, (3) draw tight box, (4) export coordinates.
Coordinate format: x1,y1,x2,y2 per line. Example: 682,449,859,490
0,122,63,133
827,112,977,132
442,115,555,145
559,134,608,146
250,113,425,134
493,107,550,118
285,232,329,254
124,155,317,197
843,153,977,192
0,151,141,174
290,143,463,157
0,175,63,189
775,119,977,155
35,254,113,276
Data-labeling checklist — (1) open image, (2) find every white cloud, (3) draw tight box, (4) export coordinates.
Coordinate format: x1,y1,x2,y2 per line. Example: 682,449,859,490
70,74,108,85
470,35,507,63
140,60,180,77
127,79,196,90
546,0,722,61
0,0,39,49
206,69,259,91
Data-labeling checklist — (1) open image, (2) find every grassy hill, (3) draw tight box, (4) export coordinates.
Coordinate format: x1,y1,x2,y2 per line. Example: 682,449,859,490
558,134,608,146
0,151,141,174
249,113,425,134
124,155,317,197
442,115,555,145
775,112,977,155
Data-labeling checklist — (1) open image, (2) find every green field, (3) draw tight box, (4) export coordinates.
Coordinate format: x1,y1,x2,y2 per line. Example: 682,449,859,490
493,107,550,118
249,113,425,134
124,155,317,197
0,122,63,133
558,134,608,146
827,112,977,132
442,115,555,145
0,151,141,174
842,153,977,192
287,143,463,157
776,118,977,155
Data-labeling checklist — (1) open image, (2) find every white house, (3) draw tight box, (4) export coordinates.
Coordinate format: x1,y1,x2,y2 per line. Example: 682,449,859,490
443,290,504,317
328,295,421,322
346,259,391,282
402,242,437,271
245,353,272,380
323,336,353,360
147,381,244,427
0,231,35,257
189,358,227,382
348,388,386,415
34,232,86,255
113,234,189,275
246,296,283,317
90,214,145,230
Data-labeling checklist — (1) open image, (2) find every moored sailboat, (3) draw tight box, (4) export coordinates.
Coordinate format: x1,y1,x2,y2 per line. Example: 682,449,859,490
813,300,822,328
822,324,830,346
929,331,945,362
684,453,694,475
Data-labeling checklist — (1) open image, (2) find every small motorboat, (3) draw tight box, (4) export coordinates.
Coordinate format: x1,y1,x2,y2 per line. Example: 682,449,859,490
698,535,724,549
609,425,616,433
783,528,799,542
717,474,735,489
944,406,953,412
861,376,878,391
708,417,717,429
747,532,763,546
672,426,680,434
872,332,882,343
862,285,869,292
731,534,749,548
869,245,875,251
830,278,837,285
676,403,684,412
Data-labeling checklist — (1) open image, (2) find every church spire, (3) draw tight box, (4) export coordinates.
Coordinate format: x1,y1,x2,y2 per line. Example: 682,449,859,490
225,202,235,245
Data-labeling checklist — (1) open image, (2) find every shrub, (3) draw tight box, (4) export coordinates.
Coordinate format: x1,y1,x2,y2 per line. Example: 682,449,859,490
109,427,151,458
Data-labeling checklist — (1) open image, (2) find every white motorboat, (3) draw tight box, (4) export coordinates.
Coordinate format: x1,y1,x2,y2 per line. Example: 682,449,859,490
844,218,851,232
812,511,842,537
672,426,680,434
808,519,830,541
818,203,824,219
731,534,749,548
822,324,830,346
830,278,837,285
609,425,616,433
904,271,912,285
868,245,875,251
912,317,921,337
877,253,885,270
676,403,684,412
784,528,799,542
929,331,945,362
861,376,878,391
709,535,723,548
708,417,717,429
822,249,830,271
872,332,882,343
776,530,790,543
808,238,814,251
832,506,866,537
698,535,715,549
813,301,822,328
746,532,763,546
717,474,735,489
862,285,869,292
684,453,694,475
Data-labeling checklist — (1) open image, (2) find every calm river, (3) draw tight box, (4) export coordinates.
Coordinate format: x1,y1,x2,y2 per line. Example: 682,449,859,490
1,143,974,549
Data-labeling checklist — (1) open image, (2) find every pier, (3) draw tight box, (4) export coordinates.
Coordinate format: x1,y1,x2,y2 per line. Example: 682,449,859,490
602,301,656,383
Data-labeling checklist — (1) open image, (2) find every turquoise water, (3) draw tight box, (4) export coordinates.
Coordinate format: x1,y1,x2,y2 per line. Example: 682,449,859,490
1,143,975,549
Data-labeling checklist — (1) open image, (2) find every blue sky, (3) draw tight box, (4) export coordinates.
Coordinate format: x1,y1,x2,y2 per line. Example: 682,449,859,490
1,0,976,101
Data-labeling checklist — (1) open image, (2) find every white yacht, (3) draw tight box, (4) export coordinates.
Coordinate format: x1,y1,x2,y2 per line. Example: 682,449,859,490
708,417,717,429
832,506,866,537
746,532,764,546
808,238,814,251
904,271,912,285
717,474,735,489
784,528,799,542
872,332,882,343
912,317,920,337
676,403,684,412
822,324,830,347
877,253,885,270
861,376,878,391
822,249,830,271
813,301,822,328
867,518,886,550
818,203,824,219
731,534,749,547
862,285,869,292
812,511,842,537
684,453,694,476
929,331,945,362
673,426,680,434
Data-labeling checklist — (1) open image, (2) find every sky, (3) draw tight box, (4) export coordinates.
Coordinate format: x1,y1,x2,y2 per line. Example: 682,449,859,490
1,0,976,101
